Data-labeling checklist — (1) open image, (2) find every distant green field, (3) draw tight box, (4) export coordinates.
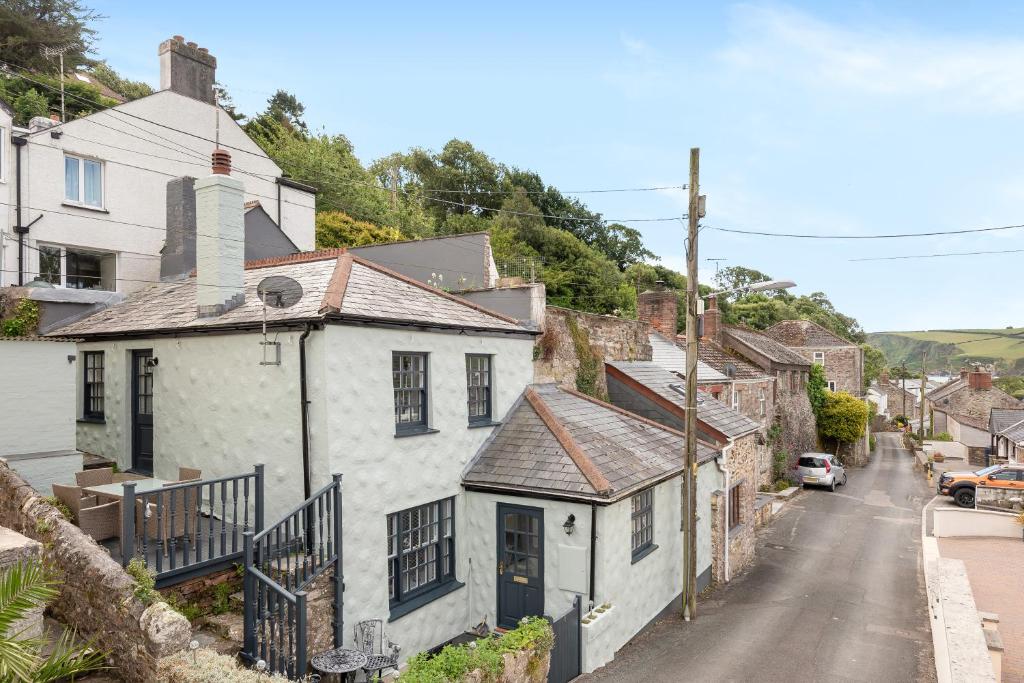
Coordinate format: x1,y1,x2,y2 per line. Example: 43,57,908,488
868,327,1024,373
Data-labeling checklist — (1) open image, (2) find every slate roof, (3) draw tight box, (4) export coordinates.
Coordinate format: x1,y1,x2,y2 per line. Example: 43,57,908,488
949,413,990,431
648,332,729,383
606,361,761,440
463,384,718,503
998,419,1024,445
722,326,810,367
927,377,965,401
765,320,854,347
679,336,770,380
51,252,530,338
990,408,1024,434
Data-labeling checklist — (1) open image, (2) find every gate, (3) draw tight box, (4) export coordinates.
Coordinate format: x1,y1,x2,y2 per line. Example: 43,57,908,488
241,474,343,679
547,595,582,683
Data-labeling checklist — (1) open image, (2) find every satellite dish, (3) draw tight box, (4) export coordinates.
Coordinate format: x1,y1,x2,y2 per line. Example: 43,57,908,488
257,276,303,308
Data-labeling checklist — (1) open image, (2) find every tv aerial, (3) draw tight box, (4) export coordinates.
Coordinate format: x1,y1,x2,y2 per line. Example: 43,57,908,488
256,276,303,366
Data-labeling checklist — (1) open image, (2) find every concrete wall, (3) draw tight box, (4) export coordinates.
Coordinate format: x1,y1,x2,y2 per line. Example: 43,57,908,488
3,90,315,292
924,440,968,462
320,324,535,661
0,339,78,457
351,232,495,291
933,508,1021,538
948,419,989,448
459,284,546,330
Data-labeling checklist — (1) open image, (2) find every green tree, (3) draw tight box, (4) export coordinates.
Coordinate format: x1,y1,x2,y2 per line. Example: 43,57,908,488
12,87,48,124
818,391,868,446
0,0,98,74
89,61,152,100
315,211,404,249
888,365,915,380
0,560,107,681
807,363,828,418
713,265,771,296
862,344,887,389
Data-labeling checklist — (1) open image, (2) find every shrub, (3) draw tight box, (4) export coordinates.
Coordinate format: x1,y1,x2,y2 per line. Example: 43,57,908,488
157,647,296,682
42,496,74,522
1,299,40,337
817,391,868,445
771,450,789,482
869,434,877,452
398,617,553,682
929,432,952,442
126,557,159,605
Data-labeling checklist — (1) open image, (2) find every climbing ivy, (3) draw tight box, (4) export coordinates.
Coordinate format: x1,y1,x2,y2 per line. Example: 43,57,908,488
1,299,40,337
565,315,603,399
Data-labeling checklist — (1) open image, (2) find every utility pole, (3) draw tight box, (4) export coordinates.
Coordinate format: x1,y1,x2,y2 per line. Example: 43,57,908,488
683,147,700,622
41,44,74,122
901,361,907,420
918,350,929,441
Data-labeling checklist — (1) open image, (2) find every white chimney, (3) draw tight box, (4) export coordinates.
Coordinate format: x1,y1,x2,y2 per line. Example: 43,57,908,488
195,149,244,317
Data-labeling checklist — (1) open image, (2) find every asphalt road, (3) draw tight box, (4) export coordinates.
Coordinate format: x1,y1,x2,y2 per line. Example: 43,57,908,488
580,432,936,682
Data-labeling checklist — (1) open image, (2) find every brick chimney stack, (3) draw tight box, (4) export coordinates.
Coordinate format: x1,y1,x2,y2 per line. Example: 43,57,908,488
968,368,993,390
959,367,969,380
703,295,721,343
195,149,244,317
159,36,216,104
637,282,678,339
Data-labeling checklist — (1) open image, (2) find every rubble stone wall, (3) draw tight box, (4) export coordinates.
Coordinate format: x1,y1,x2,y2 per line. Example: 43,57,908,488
0,461,191,681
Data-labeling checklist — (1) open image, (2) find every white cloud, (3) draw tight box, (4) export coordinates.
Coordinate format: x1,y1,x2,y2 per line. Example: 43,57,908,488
720,3,1024,112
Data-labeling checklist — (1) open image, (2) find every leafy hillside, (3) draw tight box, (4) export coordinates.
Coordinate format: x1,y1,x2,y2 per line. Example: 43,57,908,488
868,328,1024,375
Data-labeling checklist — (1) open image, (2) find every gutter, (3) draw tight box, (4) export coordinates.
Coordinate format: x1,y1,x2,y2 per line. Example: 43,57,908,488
12,136,26,285
589,502,597,607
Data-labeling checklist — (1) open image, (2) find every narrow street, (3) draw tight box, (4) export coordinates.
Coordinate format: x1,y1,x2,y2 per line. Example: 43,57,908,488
581,432,936,682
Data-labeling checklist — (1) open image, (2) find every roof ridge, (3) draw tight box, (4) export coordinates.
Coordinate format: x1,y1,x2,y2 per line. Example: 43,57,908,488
525,387,611,495
347,253,522,326
319,252,353,314
244,249,346,270
999,416,1024,435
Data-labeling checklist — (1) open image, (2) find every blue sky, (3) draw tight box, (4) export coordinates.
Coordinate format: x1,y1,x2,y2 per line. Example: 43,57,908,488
91,1,1024,333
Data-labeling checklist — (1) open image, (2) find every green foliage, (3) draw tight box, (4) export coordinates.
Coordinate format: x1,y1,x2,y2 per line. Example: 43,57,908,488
817,391,868,445
163,593,201,623
0,559,107,681
41,496,72,522
806,364,828,418
862,344,886,389
89,62,152,100
869,434,877,451
125,557,158,605
12,87,49,124
928,432,953,442
995,375,1024,400
397,617,552,683
771,450,790,483
0,0,99,74
565,316,603,398
315,211,404,249
2,299,41,337
211,582,235,616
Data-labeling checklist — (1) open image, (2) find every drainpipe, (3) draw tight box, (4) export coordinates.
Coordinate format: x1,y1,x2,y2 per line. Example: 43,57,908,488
715,443,733,583
298,324,313,502
12,136,27,285
588,502,597,607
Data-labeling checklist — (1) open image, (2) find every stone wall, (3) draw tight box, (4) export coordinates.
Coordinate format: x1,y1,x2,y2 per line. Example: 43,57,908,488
789,346,862,394
0,461,191,681
726,436,758,577
0,526,44,639
976,486,1024,512
773,390,817,466
880,381,920,420
534,307,651,396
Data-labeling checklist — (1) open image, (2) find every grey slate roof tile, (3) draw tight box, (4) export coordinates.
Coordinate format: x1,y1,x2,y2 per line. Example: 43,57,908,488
723,326,810,366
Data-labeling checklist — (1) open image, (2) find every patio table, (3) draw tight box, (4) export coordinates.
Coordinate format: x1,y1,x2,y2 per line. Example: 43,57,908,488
82,477,172,500
310,648,368,682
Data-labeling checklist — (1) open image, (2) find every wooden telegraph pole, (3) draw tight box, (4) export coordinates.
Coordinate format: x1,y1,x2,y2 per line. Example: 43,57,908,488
683,147,700,621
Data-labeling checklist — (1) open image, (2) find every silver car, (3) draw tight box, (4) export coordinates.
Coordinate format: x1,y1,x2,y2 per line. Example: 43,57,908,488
796,453,847,492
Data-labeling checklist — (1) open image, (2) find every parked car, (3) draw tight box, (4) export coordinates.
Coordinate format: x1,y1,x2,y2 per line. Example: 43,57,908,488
795,453,847,492
937,464,1024,508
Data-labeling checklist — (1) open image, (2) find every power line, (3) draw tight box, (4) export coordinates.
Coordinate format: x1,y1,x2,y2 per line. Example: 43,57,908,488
421,195,684,223
849,248,1024,262
708,223,1024,240
419,184,687,195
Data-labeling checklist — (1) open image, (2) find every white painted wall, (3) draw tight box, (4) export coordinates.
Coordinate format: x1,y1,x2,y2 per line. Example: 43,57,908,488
933,508,1022,538
319,324,535,660
3,90,315,291
948,418,989,448
0,339,77,457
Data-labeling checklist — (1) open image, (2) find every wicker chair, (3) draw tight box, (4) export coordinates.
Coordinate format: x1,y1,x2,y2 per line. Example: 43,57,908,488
177,467,202,482
160,481,202,541
76,467,114,488
51,483,97,523
78,500,121,542
355,619,400,680
112,472,148,483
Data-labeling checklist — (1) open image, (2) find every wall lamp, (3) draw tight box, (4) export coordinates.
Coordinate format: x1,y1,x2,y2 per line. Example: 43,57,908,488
563,514,576,536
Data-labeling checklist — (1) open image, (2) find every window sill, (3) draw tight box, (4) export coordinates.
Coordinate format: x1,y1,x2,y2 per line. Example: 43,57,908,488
77,417,105,425
388,580,464,622
631,543,659,564
468,420,501,429
61,201,108,214
394,427,440,439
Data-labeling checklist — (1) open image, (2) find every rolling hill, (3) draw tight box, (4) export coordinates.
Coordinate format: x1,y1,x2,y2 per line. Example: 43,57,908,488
868,327,1024,375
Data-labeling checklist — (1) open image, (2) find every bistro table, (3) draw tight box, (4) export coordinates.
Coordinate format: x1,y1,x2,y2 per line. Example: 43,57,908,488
310,648,368,683
82,477,173,501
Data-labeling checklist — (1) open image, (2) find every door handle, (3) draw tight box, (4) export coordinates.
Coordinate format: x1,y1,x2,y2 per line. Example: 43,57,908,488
498,561,505,575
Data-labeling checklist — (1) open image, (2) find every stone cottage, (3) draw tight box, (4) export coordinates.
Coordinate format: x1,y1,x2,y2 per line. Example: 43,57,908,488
764,319,864,394
927,367,1022,434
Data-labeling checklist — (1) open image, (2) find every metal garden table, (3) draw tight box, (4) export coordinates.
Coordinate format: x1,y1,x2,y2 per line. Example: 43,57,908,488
310,648,368,682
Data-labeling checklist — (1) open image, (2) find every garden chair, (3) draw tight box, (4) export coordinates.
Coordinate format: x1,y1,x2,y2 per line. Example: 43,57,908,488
160,480,203,543
355,619,400,680
51,483,97,524
77,500,121,543
75,467,113,488
113,472,148,483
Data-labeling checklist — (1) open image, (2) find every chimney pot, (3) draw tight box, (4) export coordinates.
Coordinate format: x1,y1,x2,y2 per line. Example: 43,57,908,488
211,149,232,175
49,113,59,122
173,35,185,42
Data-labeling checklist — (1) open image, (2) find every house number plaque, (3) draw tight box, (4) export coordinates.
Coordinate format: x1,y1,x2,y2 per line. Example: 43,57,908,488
513,575,528,584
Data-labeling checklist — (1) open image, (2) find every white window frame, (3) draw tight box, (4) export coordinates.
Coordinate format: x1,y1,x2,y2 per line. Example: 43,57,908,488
813,351,825,366
36,243,116,290
758,387,767,416
827,380,837,392
63,153,105,209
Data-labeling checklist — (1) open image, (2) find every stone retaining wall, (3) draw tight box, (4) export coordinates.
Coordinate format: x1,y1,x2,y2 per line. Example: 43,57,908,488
0,461,191,681
977,486,1024,512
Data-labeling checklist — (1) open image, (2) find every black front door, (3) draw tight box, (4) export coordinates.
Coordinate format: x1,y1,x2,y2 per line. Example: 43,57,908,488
131,349,154,475
497,504,544,628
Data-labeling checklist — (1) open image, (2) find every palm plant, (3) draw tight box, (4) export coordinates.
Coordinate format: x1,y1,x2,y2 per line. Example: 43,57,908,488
0,560,107,682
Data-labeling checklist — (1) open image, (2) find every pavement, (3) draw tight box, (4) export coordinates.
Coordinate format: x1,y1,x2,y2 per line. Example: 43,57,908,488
580,432,936,682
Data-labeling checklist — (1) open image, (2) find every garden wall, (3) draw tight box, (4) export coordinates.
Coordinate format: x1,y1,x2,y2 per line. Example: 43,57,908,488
0,461,191,681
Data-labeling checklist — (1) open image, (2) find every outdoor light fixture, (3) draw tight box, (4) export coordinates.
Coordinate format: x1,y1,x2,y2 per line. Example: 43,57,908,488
146,357,159,368
563,514,576,536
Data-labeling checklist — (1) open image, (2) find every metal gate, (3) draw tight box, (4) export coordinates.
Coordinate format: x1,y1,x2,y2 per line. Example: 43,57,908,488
547,595,582,683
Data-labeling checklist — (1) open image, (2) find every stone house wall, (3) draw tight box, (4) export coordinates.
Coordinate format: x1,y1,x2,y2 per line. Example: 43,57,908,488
534,307,651,396
709,433,759,585
773,390,817,467
791,345,863,395
881,381,920,420
731,377,775,429
0,461,191,681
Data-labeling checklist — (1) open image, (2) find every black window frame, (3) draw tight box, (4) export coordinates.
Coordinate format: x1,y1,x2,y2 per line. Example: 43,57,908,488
466,354,492,425
387,497,456,609
630,488,655,561
393,352,429,434
82,351,105,420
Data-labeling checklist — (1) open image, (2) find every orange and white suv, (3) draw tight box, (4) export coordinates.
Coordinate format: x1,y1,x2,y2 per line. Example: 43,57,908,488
937,464,1024,508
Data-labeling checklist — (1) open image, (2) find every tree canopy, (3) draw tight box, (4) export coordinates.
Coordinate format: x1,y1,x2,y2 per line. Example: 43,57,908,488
0,0,98,73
